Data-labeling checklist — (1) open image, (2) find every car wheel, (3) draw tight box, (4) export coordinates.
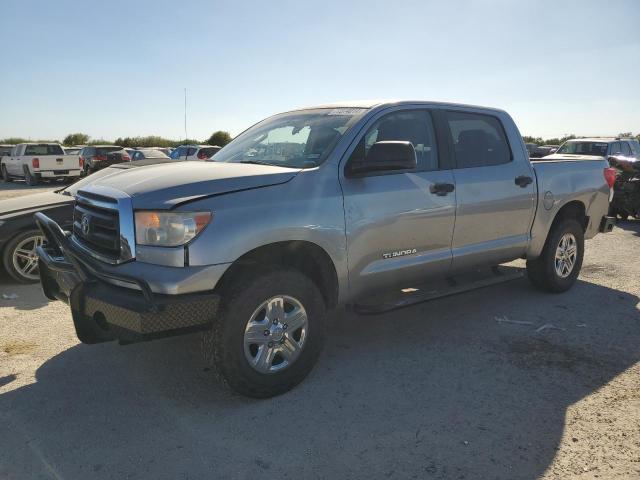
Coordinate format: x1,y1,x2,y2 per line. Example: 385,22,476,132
1,164,12,182
526,218,584,293
203,267,326,398
2,230,45,284
24,167,39,186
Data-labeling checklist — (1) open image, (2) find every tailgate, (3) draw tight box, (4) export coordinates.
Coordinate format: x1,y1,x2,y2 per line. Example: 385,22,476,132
34,155,79,171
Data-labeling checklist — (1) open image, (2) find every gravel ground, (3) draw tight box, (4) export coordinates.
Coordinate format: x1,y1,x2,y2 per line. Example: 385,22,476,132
0,187,638,479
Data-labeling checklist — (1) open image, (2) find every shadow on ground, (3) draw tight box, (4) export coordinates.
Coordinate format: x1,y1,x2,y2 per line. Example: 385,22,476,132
1,277,638,479
615,218,640,237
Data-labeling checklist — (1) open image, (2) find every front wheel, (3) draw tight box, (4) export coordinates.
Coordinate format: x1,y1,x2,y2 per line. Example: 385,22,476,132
203,268,326,398
526,218,584,293
2,230,45,283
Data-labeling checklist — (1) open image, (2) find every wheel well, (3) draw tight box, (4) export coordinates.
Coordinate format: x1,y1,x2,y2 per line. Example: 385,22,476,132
552,200,588,231
216,241,339,308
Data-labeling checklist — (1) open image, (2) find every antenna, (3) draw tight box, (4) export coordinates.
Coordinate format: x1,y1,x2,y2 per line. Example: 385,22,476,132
184,87,188,142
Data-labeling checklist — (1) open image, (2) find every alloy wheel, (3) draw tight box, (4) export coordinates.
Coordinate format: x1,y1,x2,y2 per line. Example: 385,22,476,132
243,295,308,373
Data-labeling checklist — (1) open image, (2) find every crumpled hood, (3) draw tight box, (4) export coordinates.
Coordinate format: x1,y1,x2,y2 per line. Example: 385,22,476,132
537,153,605,161
81,161,301,209
0,191,72,219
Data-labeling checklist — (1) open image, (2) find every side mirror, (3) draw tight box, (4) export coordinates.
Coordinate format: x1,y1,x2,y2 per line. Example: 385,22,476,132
348,141,417,176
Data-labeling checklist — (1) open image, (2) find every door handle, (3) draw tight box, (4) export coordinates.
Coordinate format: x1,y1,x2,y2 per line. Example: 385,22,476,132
429,182,455,196
515,175,533,187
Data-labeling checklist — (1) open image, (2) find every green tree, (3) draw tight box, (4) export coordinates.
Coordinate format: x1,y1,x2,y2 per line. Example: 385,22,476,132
63,133,90,146
0,137,29,145
206,130,232,147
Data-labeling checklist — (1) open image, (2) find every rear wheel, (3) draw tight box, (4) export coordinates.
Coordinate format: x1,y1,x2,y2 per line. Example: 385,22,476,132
526,218,584,293
24,167,39,186
203,268,326,398
2,230,45,283
1,164,12,182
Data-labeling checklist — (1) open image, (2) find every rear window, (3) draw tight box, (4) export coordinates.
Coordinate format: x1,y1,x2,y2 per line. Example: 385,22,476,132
95,146,122,155
557,142,608,156
24,144,65,155
445,111,511,168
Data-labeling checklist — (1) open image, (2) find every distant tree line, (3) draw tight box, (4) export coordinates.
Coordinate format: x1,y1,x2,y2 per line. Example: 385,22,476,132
1,131,234,148
3,131,639,148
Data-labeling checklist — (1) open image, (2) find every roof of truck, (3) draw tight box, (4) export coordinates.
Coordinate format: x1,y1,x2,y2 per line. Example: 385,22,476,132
565,138,616,143
290,100,507,114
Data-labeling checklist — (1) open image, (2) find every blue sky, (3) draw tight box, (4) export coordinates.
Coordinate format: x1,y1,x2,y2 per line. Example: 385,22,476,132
1,0,639,141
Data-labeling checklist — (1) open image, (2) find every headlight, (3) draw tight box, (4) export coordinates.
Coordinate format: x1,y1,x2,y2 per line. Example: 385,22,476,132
135,211,212,247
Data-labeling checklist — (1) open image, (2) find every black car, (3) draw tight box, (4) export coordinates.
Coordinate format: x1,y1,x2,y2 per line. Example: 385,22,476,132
79,145,127,175
0,158,175,283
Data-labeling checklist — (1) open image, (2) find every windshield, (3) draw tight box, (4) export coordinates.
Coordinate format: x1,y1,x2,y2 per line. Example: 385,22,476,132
556,141,608,156
212,108,368,168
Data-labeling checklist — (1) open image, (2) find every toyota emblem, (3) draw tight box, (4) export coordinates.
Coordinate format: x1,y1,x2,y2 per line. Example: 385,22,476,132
81,214,91,236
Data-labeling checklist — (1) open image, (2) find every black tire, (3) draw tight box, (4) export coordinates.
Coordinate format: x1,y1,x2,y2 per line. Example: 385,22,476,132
526,218,584,293
203,268,326,398
2,230,44,284
1,164,12,182
24,167,39,186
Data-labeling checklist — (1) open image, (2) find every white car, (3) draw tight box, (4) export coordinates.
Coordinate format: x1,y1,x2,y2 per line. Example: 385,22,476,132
1,143,82,185
169,144,221,161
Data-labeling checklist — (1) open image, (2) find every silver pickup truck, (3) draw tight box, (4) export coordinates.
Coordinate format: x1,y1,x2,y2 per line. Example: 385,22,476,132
36,101,616,397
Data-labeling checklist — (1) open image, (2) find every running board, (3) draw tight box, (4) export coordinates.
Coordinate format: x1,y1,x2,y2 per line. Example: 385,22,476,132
351,265,524,315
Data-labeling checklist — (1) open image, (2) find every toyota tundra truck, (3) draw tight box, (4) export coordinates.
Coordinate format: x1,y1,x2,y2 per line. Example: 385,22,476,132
35,101,616,398
1,143,82,185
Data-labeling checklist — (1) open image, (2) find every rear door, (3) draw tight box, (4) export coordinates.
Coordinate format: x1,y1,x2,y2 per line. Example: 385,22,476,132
443,109,536,271
341,107,456,298
6,145,19,174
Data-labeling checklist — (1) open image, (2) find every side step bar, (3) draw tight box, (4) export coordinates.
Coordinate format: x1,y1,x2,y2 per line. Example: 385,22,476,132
351,265,524,315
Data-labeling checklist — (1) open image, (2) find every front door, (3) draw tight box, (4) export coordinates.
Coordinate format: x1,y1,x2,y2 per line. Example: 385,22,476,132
442,109,536,271
340,108,456,299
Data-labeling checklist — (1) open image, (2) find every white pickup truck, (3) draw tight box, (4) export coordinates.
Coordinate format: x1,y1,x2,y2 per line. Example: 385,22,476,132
1,143,82,185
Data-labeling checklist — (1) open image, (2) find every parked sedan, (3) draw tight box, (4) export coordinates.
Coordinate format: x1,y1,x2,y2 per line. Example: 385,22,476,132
169,144,221,160
0,158,175,283
130,148,170,161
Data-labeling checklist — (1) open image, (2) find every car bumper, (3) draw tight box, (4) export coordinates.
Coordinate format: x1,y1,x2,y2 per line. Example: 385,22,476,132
35,212,220,344
37,169,81,178
599,215,616,233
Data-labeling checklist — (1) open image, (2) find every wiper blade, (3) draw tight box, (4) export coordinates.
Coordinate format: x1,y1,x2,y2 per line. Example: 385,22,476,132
239,160,272,166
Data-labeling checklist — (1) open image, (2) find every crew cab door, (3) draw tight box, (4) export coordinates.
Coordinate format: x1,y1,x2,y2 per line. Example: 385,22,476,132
340,108,456,299
8,145,21,174
442,109,536,271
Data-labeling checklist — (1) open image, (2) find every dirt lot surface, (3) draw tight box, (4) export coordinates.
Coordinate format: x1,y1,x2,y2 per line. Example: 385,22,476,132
0,186,638,479
0,181,59,200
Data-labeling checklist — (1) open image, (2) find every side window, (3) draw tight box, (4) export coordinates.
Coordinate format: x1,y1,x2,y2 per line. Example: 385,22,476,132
350,110,438,171
609,142,621,155
621,142,632,156
186,147,198,156
445,111,511,168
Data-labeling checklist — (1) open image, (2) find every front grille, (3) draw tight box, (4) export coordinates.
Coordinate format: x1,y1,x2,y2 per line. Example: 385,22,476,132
73,192,120,259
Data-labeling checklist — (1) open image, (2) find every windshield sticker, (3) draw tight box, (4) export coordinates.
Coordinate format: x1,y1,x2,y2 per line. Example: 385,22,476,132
326,108,367,116
595,143,608,147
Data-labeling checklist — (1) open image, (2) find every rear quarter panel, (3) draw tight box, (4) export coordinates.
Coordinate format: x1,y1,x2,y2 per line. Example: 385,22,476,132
528,159,609,258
